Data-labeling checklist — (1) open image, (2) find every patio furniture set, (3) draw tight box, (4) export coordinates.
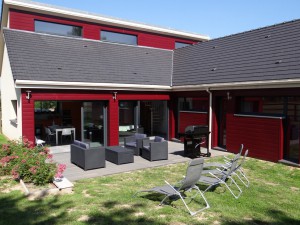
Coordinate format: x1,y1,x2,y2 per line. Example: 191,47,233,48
70,133,168,171
135,144,250,216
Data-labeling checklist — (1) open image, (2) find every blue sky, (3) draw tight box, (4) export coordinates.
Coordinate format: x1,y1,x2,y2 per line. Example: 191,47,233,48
3,0,300,38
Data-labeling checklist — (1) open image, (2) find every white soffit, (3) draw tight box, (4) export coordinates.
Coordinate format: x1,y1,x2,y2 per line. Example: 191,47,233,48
15,80,172,91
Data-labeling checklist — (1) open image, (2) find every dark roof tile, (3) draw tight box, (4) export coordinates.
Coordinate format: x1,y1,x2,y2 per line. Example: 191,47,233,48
3,29,173,86
173,19,300,86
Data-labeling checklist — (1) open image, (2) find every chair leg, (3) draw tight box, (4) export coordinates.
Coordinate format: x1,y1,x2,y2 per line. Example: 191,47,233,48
179,186,210,216
223,177,242,199
237,169,250,187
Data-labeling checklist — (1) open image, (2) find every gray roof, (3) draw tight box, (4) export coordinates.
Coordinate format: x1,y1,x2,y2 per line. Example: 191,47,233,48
3,29,173,86
173,19,300,86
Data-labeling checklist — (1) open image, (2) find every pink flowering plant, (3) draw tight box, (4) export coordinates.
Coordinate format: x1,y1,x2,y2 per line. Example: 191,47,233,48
0,137,65,185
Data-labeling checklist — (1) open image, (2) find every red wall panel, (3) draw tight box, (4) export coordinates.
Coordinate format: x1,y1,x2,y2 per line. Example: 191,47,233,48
108,99,119,146
226,114,284,162
179,112,208,133
10,9,197,50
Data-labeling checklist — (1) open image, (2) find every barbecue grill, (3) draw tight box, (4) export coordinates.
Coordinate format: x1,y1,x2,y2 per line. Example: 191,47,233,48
179,125,211,158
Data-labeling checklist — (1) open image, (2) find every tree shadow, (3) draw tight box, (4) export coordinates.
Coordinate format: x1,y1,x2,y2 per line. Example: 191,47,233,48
86,200,168,225
221,209,300,225
0,193,72,225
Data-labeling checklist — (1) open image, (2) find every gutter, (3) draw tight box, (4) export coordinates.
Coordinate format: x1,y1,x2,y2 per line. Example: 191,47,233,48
206,88,212,151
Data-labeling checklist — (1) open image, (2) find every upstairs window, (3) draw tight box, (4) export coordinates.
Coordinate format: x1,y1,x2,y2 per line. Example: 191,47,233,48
34,20,82,37
100,30,137,45
175,41,191,49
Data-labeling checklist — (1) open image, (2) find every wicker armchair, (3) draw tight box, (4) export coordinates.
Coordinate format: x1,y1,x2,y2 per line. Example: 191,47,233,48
124,133,147,156
141,136,168,161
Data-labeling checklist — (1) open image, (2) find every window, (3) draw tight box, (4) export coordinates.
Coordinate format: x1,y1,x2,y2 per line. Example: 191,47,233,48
179,97,208,112
11,100,17,117
100,30,137,45
175,42,191,49
34,101,59,113
239,97,284,116
34,20,82,37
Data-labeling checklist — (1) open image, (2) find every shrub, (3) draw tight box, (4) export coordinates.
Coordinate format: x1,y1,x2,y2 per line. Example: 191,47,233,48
0,137,65,185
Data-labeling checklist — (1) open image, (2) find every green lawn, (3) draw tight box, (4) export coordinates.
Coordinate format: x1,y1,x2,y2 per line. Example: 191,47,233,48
0,156,299,225
0,134,8,145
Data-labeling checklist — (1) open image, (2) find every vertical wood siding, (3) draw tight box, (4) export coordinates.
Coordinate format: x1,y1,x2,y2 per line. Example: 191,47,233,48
179,112,208,133
226,114,284,162
21,90,172,146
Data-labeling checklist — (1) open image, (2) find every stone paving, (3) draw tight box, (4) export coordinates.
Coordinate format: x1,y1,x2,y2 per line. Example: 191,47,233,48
51,141,230,181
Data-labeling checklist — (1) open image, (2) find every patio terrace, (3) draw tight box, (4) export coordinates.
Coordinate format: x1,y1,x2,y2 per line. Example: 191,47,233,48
51,141,230,181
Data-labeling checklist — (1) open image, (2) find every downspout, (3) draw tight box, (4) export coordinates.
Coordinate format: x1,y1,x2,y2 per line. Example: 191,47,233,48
206,88,212,150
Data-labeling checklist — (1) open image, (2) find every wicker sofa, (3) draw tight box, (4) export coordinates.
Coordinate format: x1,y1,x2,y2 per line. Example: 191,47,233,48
70,140,105,170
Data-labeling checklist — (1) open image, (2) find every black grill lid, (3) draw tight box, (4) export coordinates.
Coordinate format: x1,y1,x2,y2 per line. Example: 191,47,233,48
184,125,209,134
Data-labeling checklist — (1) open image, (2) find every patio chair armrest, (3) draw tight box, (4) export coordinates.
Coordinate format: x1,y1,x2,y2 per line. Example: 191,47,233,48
209,172,223,181
124,135,135,145
150,141,168,151
142,138,151,147
164,180,179,194
223,155,231,161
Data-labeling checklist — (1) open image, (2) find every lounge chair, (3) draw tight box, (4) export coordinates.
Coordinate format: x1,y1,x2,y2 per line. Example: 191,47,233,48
203,150,250,188
203,144,244,169
223,144,244,163
134,158,210,216
198,154,243,199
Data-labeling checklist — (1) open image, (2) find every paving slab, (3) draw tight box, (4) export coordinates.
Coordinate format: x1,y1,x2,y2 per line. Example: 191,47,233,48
51,141,231,181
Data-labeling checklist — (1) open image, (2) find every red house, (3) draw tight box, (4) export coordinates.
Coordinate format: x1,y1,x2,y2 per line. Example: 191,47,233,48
1,0,300,166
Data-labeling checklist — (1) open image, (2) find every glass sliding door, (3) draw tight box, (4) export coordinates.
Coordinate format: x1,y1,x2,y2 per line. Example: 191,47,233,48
118,100,169,144
119,101,139,144
140,101,168,139
216,97,227,148
285,97,300,163
81,101,106,147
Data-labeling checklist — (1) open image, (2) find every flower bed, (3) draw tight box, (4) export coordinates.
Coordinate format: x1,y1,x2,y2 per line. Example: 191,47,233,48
0,137,66,186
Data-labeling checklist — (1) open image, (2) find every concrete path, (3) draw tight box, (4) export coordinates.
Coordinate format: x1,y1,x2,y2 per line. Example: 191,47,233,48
51,142,230,181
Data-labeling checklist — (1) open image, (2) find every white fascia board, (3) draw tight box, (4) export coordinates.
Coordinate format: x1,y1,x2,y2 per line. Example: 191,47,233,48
15,80,172,91
4,0,210,41
172,79,300,91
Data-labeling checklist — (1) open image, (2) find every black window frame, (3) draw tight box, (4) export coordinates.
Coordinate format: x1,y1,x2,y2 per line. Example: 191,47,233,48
34,20,83,37
175,41,191,49
100,30,138,45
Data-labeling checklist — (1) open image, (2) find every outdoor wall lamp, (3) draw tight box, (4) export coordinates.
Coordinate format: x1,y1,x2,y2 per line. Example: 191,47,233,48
227,91,232,100
112,92,117,101
25,90,31,100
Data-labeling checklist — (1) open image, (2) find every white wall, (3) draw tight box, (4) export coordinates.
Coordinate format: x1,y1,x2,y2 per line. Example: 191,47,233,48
1,44,22,140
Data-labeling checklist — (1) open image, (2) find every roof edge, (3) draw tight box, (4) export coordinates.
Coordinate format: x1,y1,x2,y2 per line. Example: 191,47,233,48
173,79,300,91
15,80,172,91
15,79,300,92
4,0,210,41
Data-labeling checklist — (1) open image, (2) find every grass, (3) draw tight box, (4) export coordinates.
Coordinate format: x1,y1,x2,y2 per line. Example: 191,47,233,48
0,156,300,225
0,134,8,145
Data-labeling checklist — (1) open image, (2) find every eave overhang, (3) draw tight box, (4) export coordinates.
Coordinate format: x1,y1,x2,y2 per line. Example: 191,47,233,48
15,80,172,92
15,78,300,92
172,78,300,91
